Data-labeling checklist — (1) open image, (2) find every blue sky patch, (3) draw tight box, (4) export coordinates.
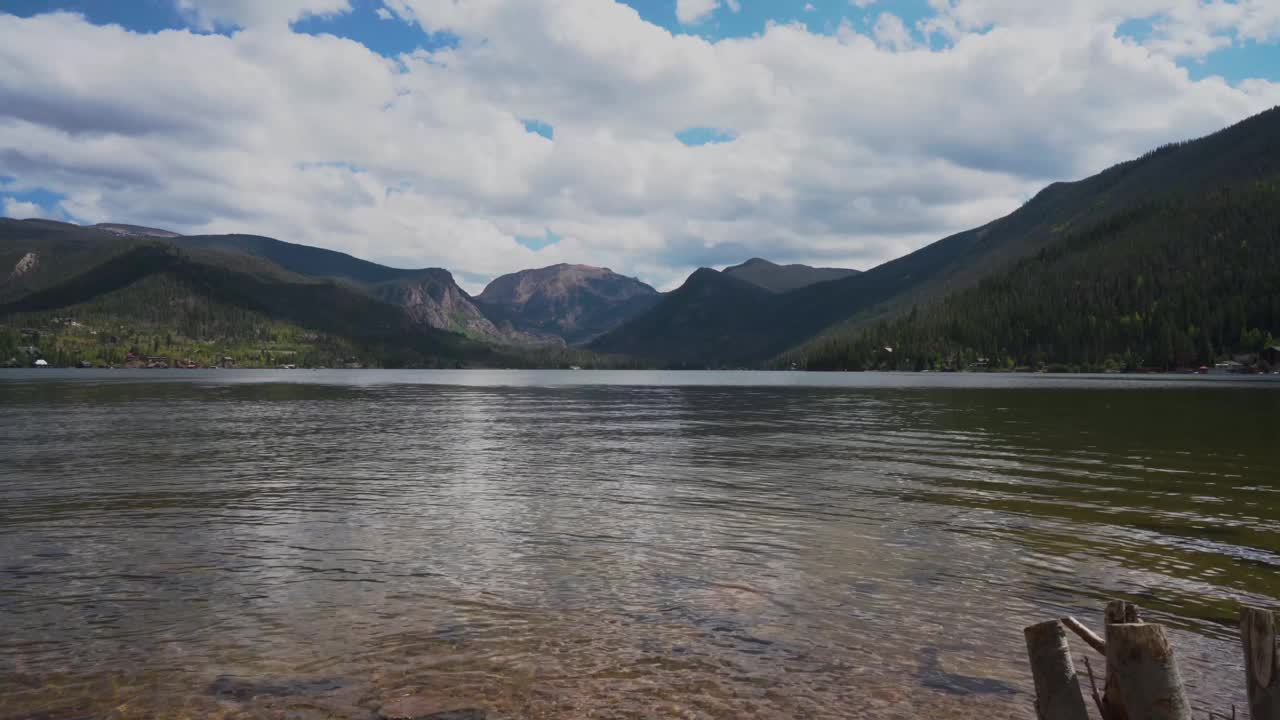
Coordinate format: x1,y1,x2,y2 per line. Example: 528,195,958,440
291,0,459,57
1116,17,1155,44
1181,38,1280,84
0,185,76,221
515,228,562,251
624,0,936,44
2,186,67,208
522,119,555,140
676,127,737,147
0,0,194,33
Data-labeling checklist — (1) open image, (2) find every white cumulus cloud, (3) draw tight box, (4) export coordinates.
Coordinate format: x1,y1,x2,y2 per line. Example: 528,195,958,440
1,198,54,220
676,0,719,25
0,1,1277,292
872,12,913,50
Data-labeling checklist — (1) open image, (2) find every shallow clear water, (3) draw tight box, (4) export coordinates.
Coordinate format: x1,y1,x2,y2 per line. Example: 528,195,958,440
1,370,1278,719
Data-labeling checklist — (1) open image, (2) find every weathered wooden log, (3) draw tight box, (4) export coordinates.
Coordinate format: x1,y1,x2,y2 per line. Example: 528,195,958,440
1107,600,1140,625
1102,600,1140,720
1241,606,1280,720
1063,615,1107,655
1025,620,1090,720
1105,623,1191,720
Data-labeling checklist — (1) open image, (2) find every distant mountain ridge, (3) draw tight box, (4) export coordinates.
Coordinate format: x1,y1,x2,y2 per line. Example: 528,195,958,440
476,263,660,345
170,233,423,287
0,221,654,364
165,233,564,346
722,258,859,293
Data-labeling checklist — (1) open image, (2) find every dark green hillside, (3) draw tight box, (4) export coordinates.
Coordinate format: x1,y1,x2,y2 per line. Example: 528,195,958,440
0,242,496,367
0,272,363,368
791,183,1280,371
0,219,149,302
590,268,776,366
722,258,859,293
172,233,540,344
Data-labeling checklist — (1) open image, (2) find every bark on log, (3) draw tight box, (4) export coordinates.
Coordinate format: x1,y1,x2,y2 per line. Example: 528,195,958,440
1102,601,1140,720
1025,620,1090,720
1241,607,1280,720
1105,623,1191,720
1107,600,1140,625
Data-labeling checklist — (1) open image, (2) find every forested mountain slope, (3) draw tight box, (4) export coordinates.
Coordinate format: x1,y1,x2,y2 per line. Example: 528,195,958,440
0,240,497,368
172,233,533,344
590,268,778,366
790,184,1280,371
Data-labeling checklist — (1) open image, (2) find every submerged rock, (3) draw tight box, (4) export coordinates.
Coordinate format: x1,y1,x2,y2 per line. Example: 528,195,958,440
916,646,1019,696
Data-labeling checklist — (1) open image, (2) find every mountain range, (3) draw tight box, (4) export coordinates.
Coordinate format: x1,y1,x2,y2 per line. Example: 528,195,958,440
0,216,858,368
3,106,1279,370
593,106,1280,370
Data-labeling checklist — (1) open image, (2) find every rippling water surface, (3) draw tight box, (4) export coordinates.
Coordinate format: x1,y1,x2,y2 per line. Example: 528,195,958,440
1,370,1278,719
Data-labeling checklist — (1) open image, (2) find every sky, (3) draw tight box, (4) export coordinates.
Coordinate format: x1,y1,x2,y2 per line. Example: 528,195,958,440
1,1,1279,292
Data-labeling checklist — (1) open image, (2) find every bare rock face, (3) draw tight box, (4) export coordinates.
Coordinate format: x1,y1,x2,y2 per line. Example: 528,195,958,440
378,696,487,720
375,270,561,347
475,264,660,345
9,251,38,280
378,270,503,338
92,223,182,238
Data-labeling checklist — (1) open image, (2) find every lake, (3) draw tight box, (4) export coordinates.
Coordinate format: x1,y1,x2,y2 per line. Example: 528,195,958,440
1,370,1278,719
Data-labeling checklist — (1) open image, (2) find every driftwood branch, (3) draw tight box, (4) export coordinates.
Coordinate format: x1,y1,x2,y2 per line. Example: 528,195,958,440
1063,616,1107,655
1241,607,1280,720
1025,620,1090,720
1106,622,1191,720
1084,655,1106,717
